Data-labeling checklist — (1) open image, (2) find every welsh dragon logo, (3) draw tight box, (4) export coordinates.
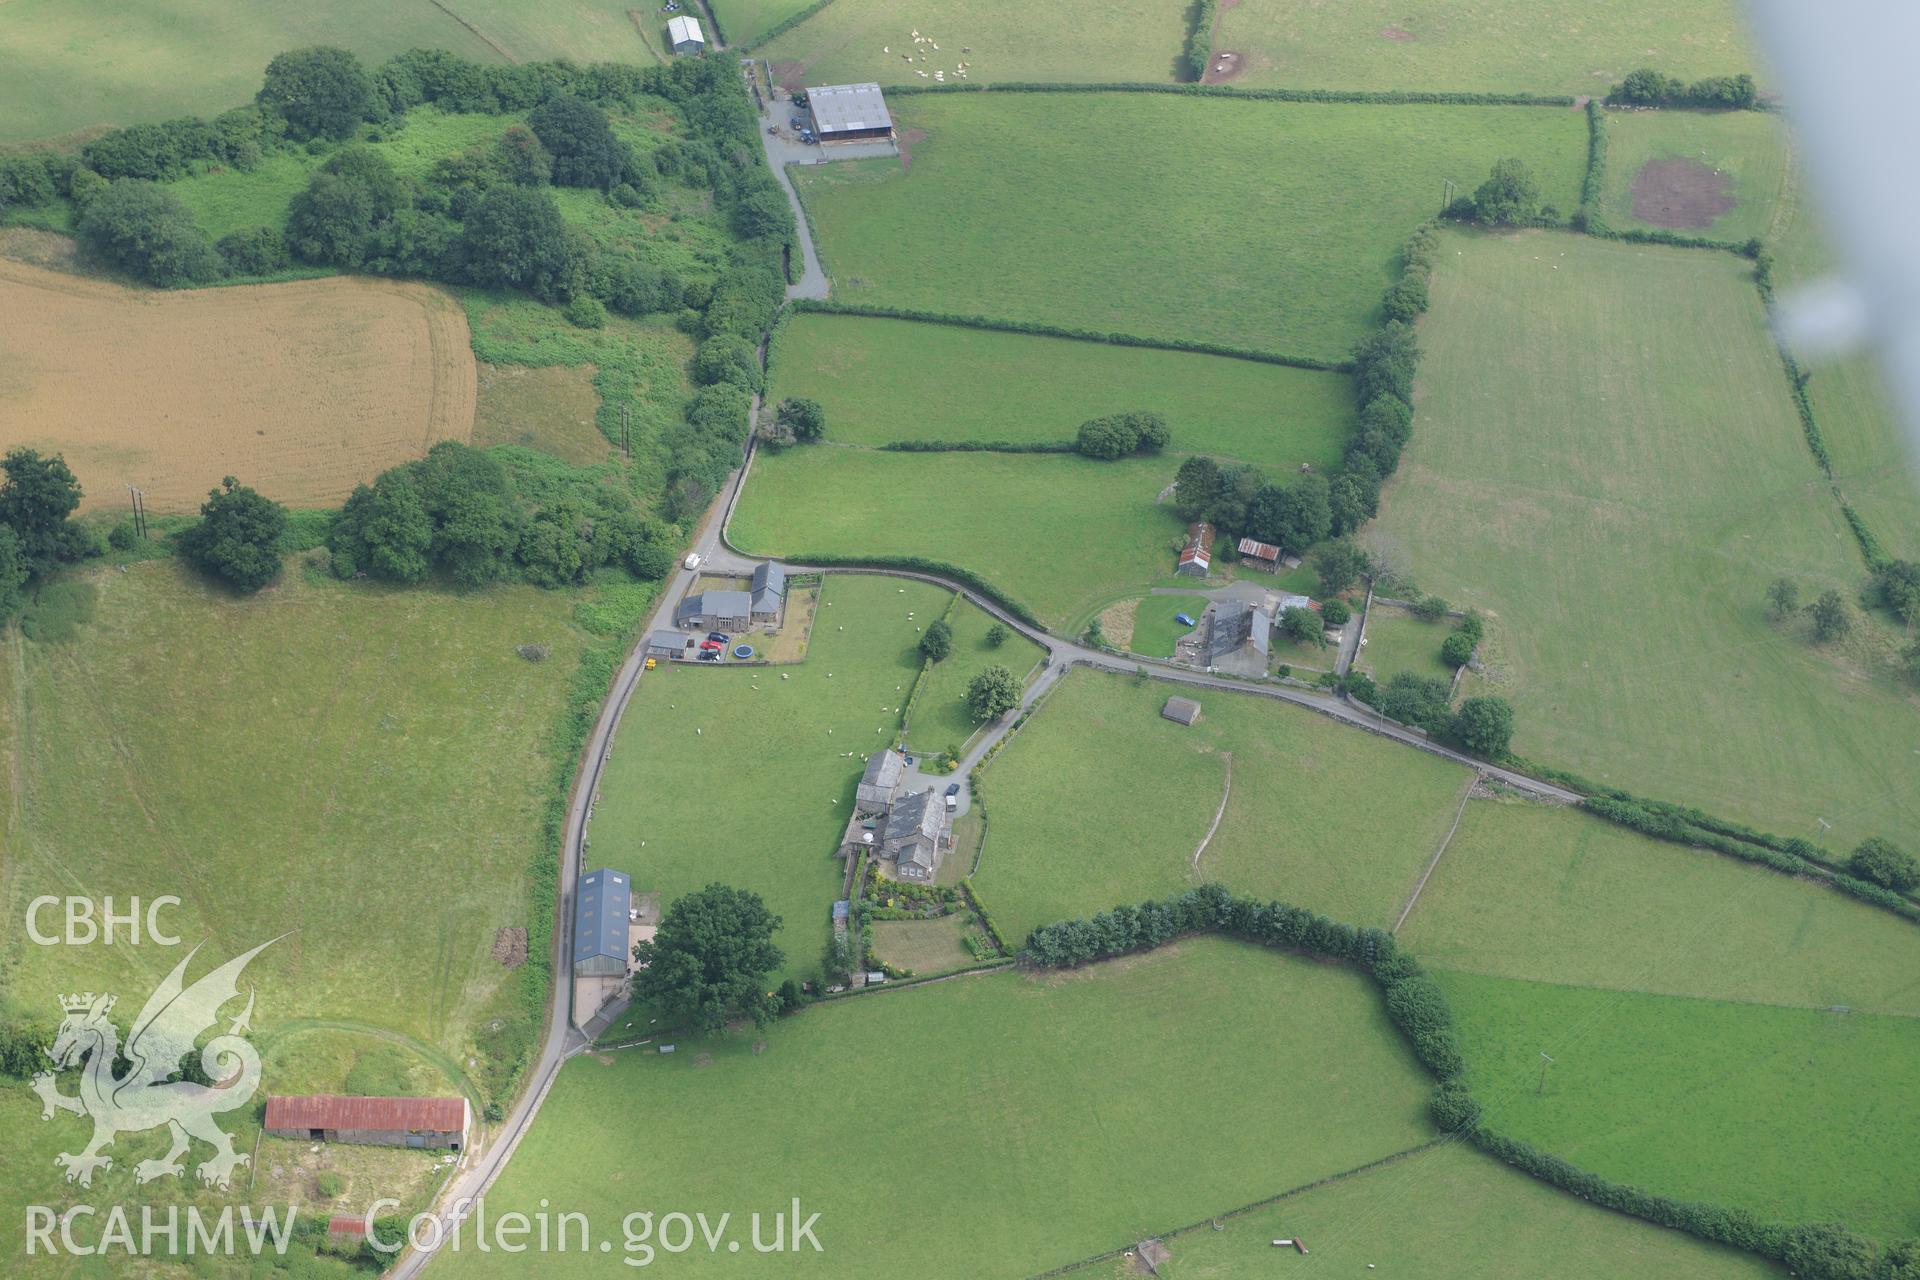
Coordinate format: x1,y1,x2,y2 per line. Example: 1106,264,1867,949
32,937,281,1190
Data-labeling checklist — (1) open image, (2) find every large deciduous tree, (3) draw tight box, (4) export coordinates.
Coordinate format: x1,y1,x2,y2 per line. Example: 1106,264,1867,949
1848,837,1919,893
632,884,785,1034
526,94,626,189
259,47,375,141
179,476,288,594
75,180,222,287
1449,696,1515,759
0,448,88,575
966,665,1021,722
1470,158,1542,226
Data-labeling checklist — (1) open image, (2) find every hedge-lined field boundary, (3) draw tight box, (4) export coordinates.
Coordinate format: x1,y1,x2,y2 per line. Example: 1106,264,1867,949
791,298,1351,371
737,0,841,52
1017,884,1898,1278
881,81,1575,106
1183,0,1220,82
778,553,1044,626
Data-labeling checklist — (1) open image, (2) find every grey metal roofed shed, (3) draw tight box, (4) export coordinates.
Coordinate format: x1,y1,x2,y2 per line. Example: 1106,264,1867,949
573,868,632,977
805,83,895,142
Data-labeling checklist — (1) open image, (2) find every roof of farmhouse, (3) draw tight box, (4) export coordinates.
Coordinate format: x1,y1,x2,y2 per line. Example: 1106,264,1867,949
806,83,893,133
667,15,704,43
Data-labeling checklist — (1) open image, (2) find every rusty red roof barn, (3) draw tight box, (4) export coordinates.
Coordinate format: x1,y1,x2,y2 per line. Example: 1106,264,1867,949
266,1095,467,1134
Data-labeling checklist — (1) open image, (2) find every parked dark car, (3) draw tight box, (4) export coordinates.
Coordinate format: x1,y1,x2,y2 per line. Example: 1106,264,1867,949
707,631,729,643
944,783,960,797
697,650,721,662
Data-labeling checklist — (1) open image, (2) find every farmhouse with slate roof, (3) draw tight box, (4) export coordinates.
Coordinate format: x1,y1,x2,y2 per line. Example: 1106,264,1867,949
676,589,753,632
883,788,946,881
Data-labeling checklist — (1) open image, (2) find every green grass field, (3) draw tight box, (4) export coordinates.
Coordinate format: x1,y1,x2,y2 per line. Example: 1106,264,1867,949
0,560,590,1056
906,595,1045,752
1440,971,1920,1240
0,0,669,145
1129,593,1209,657
1373,228,1920,847
756,0,1189,85
170,107,513,238
588,574,950,979
709,0,820,48
793,95,1585,362
1213,0,1761,96
732,447,1183,626
769,313,1354,469
1398,800,1920,1015
1126,1143,1779,1279
439,937,1433,1278
974,670,1472,943
1359,604,1458,684
1596,107,1791,244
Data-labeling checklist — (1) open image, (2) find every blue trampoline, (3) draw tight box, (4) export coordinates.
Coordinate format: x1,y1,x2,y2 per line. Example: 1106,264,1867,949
733,644,754,659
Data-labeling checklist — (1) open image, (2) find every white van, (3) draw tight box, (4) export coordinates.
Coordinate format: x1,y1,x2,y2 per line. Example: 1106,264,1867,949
683,552,702,571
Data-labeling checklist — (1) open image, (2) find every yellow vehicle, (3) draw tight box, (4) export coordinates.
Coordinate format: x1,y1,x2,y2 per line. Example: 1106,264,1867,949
644,657,657,670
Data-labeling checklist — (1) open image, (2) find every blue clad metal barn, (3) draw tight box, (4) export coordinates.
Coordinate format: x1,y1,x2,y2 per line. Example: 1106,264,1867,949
573,867,632,977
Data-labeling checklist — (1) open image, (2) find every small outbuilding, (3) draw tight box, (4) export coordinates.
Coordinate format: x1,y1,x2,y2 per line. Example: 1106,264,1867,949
805,83,895,143
1162,696,1202,726
1176,522,1214,577
647,629,696,661
265,1095,470,1151
666,15,706,54
676,589,753,632
1237,537,1282,572
573,867,633,978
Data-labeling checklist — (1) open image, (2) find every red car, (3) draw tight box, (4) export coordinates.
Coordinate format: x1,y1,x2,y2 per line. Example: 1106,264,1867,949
699,638,724,651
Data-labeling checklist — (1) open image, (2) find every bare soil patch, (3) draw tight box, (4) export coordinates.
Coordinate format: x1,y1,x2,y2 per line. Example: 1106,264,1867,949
1380,25,1416,41
771,60,810,93
1201,51,1244,84
1630,157,1735,230
492,927,528,968
897,127,929,171
0,262,474,512
474,363,610,465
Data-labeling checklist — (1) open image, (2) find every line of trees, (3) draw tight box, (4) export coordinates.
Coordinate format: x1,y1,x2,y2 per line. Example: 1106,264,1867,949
1607,69,1759,109
1074,411,1170,460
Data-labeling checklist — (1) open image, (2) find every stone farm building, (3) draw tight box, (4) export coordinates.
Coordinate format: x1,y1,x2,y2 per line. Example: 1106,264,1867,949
667,14,705,54
265,1095,470,1150
1162,696,1202,726
1177,523,1214,577
856,748,904,810
883,788,946,881
750,561,786,624
806,83,895,143
573,867,632,978
676,589,752,632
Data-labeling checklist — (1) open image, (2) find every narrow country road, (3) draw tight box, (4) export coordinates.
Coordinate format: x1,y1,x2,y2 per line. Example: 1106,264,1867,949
386,120,1575,1275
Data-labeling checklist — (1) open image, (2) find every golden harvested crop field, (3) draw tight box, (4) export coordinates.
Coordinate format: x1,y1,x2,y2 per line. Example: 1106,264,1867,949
0,262,475,512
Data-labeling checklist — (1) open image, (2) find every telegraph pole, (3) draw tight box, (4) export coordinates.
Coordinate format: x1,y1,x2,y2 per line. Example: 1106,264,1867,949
1442,178,1457,212
621,402,631,461
1537,1051,1555,1095
123,483,148,539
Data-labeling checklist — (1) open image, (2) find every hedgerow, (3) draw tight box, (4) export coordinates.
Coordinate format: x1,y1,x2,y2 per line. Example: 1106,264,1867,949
1607,69,1760,110
879,440,1076,454
1021,885,1910,1277
771,554,1042,627
739,0,842,52
1576,99,1607,226
881,82,1574,107
790,298,1347,370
